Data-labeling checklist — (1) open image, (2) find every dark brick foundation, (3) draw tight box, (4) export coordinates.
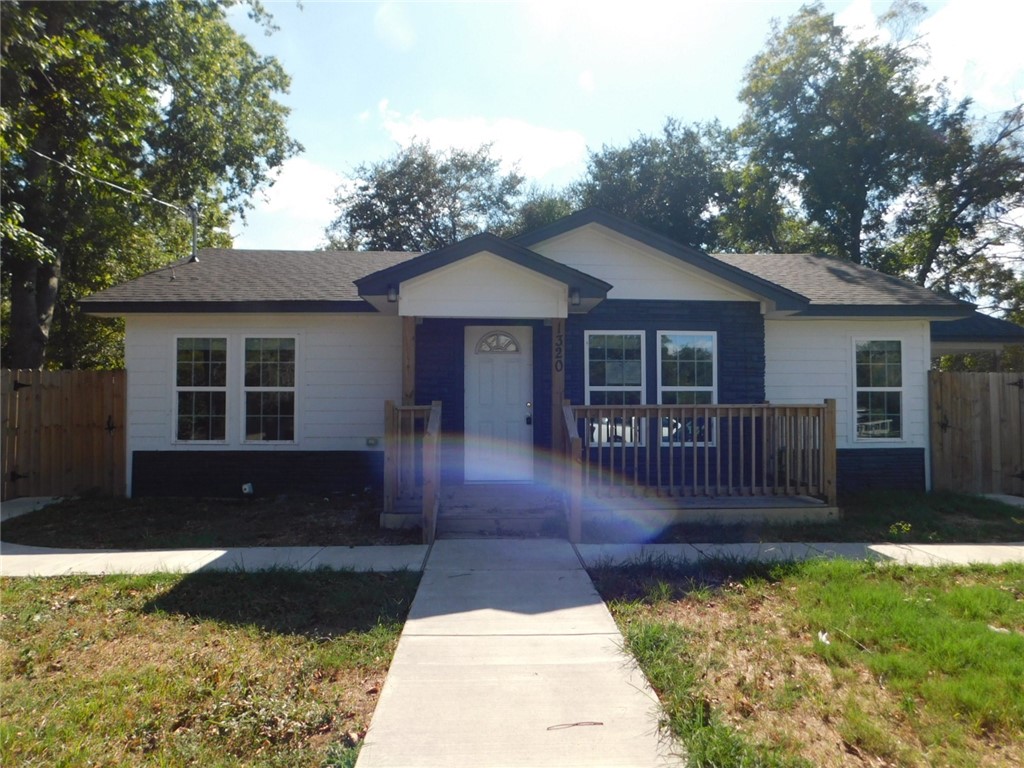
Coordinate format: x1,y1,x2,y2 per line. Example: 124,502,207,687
836,448,927,495
131,450,383,498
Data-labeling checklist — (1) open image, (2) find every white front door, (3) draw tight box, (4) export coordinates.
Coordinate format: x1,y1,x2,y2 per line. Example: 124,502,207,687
464,326,534,482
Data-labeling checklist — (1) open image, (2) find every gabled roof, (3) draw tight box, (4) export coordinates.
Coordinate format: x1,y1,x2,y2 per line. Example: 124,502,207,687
80,210,976,322
79,249,421,314
354,232,612,302
513,208,809,312
712,252,971,318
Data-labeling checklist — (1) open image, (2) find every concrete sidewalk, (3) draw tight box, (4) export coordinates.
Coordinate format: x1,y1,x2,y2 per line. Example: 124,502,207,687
3,538,1023,577
0,540,430,576
355,540,681,768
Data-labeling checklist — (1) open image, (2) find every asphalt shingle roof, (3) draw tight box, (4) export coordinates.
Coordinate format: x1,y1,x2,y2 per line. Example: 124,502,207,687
80,249,421,312
81,242,971,318
711,252,967,312
931,311,1024,342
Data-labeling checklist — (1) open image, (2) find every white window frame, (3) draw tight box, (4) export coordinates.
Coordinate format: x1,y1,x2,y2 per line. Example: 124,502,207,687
657,330,718,447
584,330,646,447
241,335,299,444
853,338,904,441
173,335,229,444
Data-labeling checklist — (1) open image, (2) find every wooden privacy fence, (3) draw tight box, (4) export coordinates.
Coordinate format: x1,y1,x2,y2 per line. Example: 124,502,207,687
1,370,126,500
930,371,1024,495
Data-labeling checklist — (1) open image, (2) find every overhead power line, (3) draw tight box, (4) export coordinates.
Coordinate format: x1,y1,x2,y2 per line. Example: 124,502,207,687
27,148,200,261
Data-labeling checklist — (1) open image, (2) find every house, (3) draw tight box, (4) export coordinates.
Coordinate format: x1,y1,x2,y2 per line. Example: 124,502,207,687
83,208,1013,536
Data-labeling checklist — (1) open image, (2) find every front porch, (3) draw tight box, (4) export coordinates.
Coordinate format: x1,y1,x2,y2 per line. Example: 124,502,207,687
382,399,839,544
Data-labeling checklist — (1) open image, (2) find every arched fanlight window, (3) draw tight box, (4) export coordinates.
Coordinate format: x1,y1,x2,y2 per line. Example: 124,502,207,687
475,331,521,354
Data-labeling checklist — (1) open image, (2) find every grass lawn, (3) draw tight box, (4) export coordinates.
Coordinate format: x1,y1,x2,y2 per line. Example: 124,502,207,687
0,569,420,767
0,493,421,549
591,558,1024,768
644,490,1024,545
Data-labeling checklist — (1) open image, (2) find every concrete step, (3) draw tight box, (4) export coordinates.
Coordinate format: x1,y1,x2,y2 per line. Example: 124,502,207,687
436,511,567,539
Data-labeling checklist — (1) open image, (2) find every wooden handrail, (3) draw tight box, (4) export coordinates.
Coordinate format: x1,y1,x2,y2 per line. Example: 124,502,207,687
383,400,434,515
422,400,442,544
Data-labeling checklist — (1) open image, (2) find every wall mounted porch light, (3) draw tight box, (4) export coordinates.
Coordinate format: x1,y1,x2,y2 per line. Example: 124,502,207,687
569,287,581,307
387,285,399,303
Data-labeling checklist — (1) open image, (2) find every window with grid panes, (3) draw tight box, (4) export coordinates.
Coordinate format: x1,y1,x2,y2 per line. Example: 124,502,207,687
854,339,902,439
658,331,717,445
175,337,227,441
243,337,296,441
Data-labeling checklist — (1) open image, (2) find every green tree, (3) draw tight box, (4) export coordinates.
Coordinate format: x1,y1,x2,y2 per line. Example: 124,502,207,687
886,101,1024,298
498,186,579,238
1,0,299,369
576,119,727,250
738,2,931,266
325,141,524,251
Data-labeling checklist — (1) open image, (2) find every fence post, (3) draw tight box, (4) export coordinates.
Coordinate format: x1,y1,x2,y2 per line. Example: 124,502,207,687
822,398,838,506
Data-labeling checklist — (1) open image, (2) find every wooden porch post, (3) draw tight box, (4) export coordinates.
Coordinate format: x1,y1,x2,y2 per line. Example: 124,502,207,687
550,318,566,459
402,316,416,406
823,398,838,506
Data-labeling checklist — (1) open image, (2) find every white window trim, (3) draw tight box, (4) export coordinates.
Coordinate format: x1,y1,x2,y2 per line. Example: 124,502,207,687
584,330,647,448
172,335,229,445
852,337,905,442
584,330,646,405
656,330,718,405
657,330,718,447
241,334,300,445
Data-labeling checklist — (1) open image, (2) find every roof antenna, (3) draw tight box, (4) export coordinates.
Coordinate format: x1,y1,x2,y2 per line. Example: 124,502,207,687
188,202,199,263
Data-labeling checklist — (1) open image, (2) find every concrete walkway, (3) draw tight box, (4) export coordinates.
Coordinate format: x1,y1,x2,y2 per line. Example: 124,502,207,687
355,540,681,768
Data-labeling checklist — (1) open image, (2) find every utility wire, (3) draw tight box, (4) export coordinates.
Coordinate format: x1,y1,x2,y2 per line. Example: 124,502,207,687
28,148,192,216
28,147,200,261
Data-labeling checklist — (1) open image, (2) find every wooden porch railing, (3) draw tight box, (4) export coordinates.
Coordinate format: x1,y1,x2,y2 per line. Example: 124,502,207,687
421,401,442,544
562,402,584,543
383,400,442,544
561,400,837,540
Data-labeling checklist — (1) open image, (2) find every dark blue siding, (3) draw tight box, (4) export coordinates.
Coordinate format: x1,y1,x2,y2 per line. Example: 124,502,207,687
565,300,766,405
415,318,552,483
837,448,926,494
132,450,383,497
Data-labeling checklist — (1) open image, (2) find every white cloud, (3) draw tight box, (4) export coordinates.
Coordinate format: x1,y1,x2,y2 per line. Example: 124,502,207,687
233,157,343,249
375,101,589,184
834,0,886,44
919,0,1024,113
374,2,416,51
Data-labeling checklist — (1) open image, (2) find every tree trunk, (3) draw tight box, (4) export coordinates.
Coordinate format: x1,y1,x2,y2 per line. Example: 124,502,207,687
6,256,61,369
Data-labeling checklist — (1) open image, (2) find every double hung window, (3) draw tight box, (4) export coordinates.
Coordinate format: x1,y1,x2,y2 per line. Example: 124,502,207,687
658,331,717,445
244,337,296,442
175,337,227,441
585,332,645,445
174,336,298,443
855,340,902,439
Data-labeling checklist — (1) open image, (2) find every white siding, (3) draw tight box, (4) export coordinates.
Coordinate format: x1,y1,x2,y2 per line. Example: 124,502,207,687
530,224,758,302
124,314,402,470
399,252,567,318
764,318,931,452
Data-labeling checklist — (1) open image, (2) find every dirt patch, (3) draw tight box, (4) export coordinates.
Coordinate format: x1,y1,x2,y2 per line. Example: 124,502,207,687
1,493,421,549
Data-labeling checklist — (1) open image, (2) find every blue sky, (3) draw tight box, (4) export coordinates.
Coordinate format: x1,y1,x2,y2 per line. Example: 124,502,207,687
227,0,1024,249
